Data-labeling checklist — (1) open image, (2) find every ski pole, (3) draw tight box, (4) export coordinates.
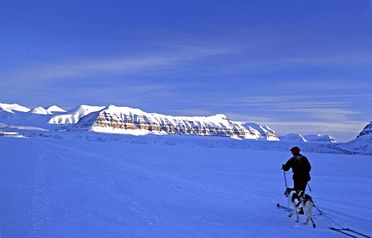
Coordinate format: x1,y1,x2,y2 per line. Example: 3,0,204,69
308,183,312,192
283,170,288,188
283,170,289,208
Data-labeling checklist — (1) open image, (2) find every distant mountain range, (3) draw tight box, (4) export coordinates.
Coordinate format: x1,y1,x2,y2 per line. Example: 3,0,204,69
0,102,354,144
280,133,337,143
1,102,371,154
49,104,276,140
0,103,272,140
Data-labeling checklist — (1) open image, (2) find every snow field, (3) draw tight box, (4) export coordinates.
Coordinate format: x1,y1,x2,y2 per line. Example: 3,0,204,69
0,137,371,237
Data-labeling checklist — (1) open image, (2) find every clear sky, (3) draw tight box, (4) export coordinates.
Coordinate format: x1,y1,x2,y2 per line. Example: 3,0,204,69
1,0,371,141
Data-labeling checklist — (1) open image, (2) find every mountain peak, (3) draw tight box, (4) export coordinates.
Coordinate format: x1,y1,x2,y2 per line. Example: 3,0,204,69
46,105,66,113
357,121,372,138
31,107,49,115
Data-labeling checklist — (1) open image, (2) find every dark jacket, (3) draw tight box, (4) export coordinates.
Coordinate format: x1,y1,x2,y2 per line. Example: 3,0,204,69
283,154,311,181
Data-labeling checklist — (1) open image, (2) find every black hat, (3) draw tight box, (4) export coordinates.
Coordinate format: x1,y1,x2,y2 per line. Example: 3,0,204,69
290,146,300,153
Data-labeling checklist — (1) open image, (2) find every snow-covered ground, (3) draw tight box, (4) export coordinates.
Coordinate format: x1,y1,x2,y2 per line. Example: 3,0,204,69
1,136,371,238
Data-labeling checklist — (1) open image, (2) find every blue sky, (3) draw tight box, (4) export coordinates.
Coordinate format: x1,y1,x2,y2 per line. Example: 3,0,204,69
1,0,371,141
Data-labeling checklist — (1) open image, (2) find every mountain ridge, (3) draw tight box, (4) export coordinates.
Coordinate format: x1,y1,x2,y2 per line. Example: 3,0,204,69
73,105,266,139
0,102,350,143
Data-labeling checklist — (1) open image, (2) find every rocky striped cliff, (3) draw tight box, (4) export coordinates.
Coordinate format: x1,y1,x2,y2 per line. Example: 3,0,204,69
72,105,271,139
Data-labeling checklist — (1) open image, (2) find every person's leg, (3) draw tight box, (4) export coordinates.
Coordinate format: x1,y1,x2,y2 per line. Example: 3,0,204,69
294,178,307,192
299,180,307,191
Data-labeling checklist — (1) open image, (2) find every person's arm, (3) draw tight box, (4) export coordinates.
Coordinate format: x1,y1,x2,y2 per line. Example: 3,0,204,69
304,156,311,173
282,158,292,171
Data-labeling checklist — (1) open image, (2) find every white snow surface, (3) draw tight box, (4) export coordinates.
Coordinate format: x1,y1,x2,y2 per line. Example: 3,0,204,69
0,135,371,238
91,126,168,136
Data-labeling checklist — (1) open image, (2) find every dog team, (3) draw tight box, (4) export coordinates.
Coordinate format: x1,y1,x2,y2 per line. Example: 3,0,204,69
282,146,316,228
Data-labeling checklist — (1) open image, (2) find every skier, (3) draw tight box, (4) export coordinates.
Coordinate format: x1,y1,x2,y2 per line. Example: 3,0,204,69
282,146,311,192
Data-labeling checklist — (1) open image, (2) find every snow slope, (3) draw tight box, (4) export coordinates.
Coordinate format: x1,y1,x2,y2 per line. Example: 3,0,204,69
1,136,371,238
339,122,372,155
357,121,372,138
340,134,372,155
48,105,105,124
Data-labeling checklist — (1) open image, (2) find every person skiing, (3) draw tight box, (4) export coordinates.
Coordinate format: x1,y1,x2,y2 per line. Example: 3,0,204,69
282,146,311,192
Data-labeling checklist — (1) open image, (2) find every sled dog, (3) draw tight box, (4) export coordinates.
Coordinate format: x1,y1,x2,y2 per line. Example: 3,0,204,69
284,188,316,228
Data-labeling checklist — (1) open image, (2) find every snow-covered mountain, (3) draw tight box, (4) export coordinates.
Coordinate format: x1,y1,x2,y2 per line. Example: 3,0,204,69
303,134,336,143
0,102,272,139
340,121,372,154
46,105,66,113
72,105,263,139
1,102,347,144
0,103,30,113
279,133,307,142
357,121,372,138
0,103,66,116
31,107,50,115
0,103,66,130
29,105,66,115
243,123,279,141
49,105,105,124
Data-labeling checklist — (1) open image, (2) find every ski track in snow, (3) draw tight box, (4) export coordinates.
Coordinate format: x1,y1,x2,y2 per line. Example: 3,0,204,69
28,146,52,238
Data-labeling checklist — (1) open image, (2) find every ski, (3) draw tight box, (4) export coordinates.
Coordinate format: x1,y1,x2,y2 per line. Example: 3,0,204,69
276,203,293,212
342,228,371,238
329,227,358,238
329,227,371,238
313,205,324,215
